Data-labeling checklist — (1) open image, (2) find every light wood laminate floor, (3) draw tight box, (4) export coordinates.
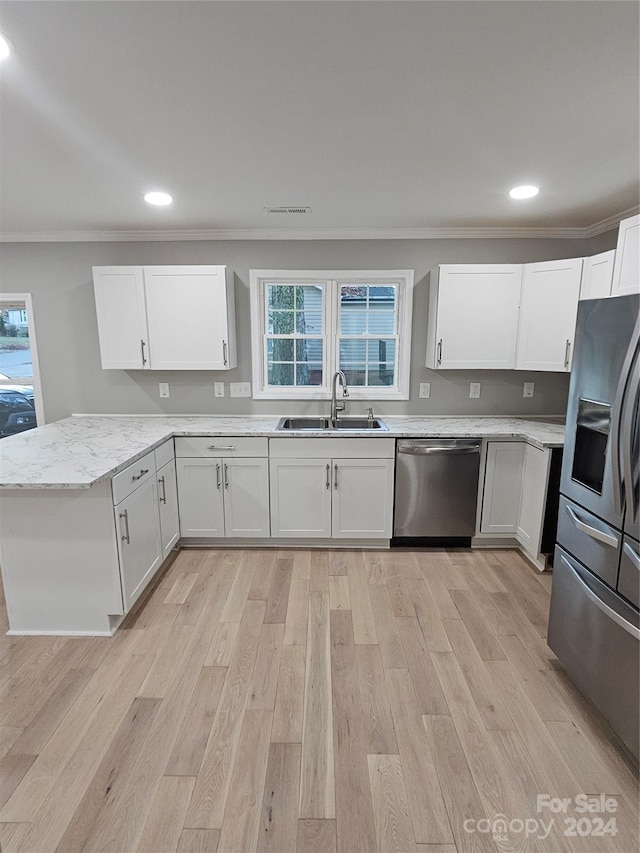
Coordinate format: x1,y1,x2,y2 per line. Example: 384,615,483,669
0,548,637,853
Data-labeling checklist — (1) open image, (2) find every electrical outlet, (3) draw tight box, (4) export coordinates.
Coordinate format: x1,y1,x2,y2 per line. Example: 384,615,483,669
523,381,535,398
469,382,481,399
230,382,251,398
419,382,431,399
214,382,225,398
159,382,170,398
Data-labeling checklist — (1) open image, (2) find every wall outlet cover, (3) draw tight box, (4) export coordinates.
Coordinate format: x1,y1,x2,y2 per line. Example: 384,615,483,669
419,382,431,399
523,381,535,398
214,382,225,398
159,382,170,398
230,382,251,398
469,382,481,399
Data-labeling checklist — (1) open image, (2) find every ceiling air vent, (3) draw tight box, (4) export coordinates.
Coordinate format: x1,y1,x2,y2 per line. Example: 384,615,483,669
265,206,311,215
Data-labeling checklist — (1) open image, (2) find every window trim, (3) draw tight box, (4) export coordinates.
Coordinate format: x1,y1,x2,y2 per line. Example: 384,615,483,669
250,269,414,400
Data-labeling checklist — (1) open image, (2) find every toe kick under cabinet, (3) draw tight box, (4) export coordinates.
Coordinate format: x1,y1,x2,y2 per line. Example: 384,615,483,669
0,439,179,635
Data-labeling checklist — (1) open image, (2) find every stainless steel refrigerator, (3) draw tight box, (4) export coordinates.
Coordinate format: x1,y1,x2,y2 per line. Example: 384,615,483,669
548,293,639,760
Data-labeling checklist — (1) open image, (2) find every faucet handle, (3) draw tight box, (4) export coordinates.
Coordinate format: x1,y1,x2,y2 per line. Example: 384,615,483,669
367,406,374,421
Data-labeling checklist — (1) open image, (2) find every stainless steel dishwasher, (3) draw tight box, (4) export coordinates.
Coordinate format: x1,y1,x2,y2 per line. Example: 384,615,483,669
393,438,481,541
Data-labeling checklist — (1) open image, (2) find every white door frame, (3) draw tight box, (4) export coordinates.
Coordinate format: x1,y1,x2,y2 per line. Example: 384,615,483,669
0,293,46,425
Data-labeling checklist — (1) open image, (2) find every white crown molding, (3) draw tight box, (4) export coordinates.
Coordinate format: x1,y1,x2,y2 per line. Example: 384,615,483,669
0,208,636,243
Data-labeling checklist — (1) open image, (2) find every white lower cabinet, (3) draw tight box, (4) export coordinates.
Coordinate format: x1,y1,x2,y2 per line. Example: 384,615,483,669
175,442,270,538
269,438,395,539
516,443,552,557
480,441,525,534
157,458,180,557
114,476,163,611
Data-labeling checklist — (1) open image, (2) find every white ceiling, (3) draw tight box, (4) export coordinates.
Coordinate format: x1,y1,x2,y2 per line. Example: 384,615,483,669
0,0,638,240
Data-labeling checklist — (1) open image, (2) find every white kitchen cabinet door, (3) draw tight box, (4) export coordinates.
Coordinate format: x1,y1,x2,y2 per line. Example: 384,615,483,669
480,442,525,534
332,458,394,538
223,458,270,537
157,458,180,557
115,477,163,610
611,214,640,296
426,265,522,369
580,250,615,300
516,444,551,559
143,265,237,370
270,458,332,538
93,267,149,369
176,458,225,537
516,258,583,371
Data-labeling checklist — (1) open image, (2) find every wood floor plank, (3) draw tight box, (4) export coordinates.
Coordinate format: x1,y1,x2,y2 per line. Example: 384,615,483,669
0,755,36,811
402,578,452,652
283,578,309,645
449,590,506,661
139,624,196,698
136,775,195,853
396,617,449,715
347,553,378,644
256,742,300,853
265,558,294,624
366,584,407,668
328,575,350,611
417,555,461,621
216,709,273,853
164,572,199,605
329,610,378,853
355,644,398,755
423,714,494,853
328,551,349,576
384,668,453,845
498,634,569,722
185,600,266,829
309,551,330,592
203,621,240,668
296,819,336,853
248,623,284,710
387,576,416,618
0,726,23,761
367,754,417,853
219,552,257,622
177,828,220,853
249,551,277,601
0,822,31,853
299,591,335,819
272,645,306,744
165,667,227,777
292,550,312,581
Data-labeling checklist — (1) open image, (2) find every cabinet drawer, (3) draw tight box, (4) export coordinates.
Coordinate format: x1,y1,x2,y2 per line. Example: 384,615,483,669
154,438,174,470
556,496,621,588
112,450,156,505
618,537,640,609
269,437,395,459
175,436,268,458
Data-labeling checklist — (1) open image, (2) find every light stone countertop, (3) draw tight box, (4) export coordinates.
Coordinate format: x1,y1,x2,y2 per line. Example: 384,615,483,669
0,414,566,489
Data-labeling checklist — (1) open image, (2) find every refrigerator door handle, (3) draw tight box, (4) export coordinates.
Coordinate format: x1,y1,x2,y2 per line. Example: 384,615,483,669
623,542,640,571
611,317,640,516
565,505,620,548
559,554,640,640
620,343,640,522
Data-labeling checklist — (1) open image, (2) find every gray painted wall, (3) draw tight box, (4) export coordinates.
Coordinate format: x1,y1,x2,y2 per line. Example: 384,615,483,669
0,236,597,424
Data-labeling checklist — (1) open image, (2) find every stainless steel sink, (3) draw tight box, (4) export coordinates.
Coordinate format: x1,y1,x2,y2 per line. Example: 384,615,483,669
276,416,387,431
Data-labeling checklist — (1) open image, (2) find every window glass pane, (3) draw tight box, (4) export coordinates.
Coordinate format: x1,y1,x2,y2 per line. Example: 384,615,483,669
304,364,323,386
368,304,396,336
342,365,366,386
268,310,294,334
269,338,294,361
268,285,295,309
340,284,396,335
0,305,36,439
339,338,366,363
268,363,294,385
366,339,396,386
340,285,367,335
266,338,323,388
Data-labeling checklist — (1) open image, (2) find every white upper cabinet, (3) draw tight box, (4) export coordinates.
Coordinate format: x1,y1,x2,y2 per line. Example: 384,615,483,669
611,214,640,296
515,258,583,372
580,250,615,300
93,265,237,370
426,265,522,369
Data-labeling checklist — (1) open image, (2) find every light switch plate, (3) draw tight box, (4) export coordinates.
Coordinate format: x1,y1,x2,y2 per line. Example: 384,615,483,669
419,382,431,399
214,382,225,398
230,382,251,398
523,381,535,398
159,382,170,398
469,382,481,399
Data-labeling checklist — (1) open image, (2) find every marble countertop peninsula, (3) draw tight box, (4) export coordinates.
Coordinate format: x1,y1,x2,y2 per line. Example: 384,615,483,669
0,414,566,489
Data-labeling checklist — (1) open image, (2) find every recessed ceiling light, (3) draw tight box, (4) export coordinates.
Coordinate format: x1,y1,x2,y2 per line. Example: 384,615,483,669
0,33,13,61
144,191,173,206
509,185,540,200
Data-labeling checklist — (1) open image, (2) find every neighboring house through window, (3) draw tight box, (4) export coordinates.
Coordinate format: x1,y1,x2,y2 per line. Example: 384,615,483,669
250,270,414,400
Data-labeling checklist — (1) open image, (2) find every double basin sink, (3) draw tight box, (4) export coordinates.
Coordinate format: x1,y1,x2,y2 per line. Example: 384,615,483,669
277,416,388,431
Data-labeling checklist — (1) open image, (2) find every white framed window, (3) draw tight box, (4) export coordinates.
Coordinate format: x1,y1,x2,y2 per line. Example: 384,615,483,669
250,269,414,400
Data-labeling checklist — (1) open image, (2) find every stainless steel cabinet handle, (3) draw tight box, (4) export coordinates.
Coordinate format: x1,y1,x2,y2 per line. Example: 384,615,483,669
334,463,339,490
437,339,443,366
132,468,149,481
564,339,571,369
224,463,229,489
207,445,236,451
141,339,147,366
223,340,228,366
158,475,167,504
398,445,480,456
120,509,131,544
560,555,640,640
565,505,619,548
623,542,640,571
216,463,221,490
326,464,330,490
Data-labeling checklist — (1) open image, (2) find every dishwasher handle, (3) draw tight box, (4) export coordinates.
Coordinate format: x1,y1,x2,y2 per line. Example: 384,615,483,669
397,442,480,456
